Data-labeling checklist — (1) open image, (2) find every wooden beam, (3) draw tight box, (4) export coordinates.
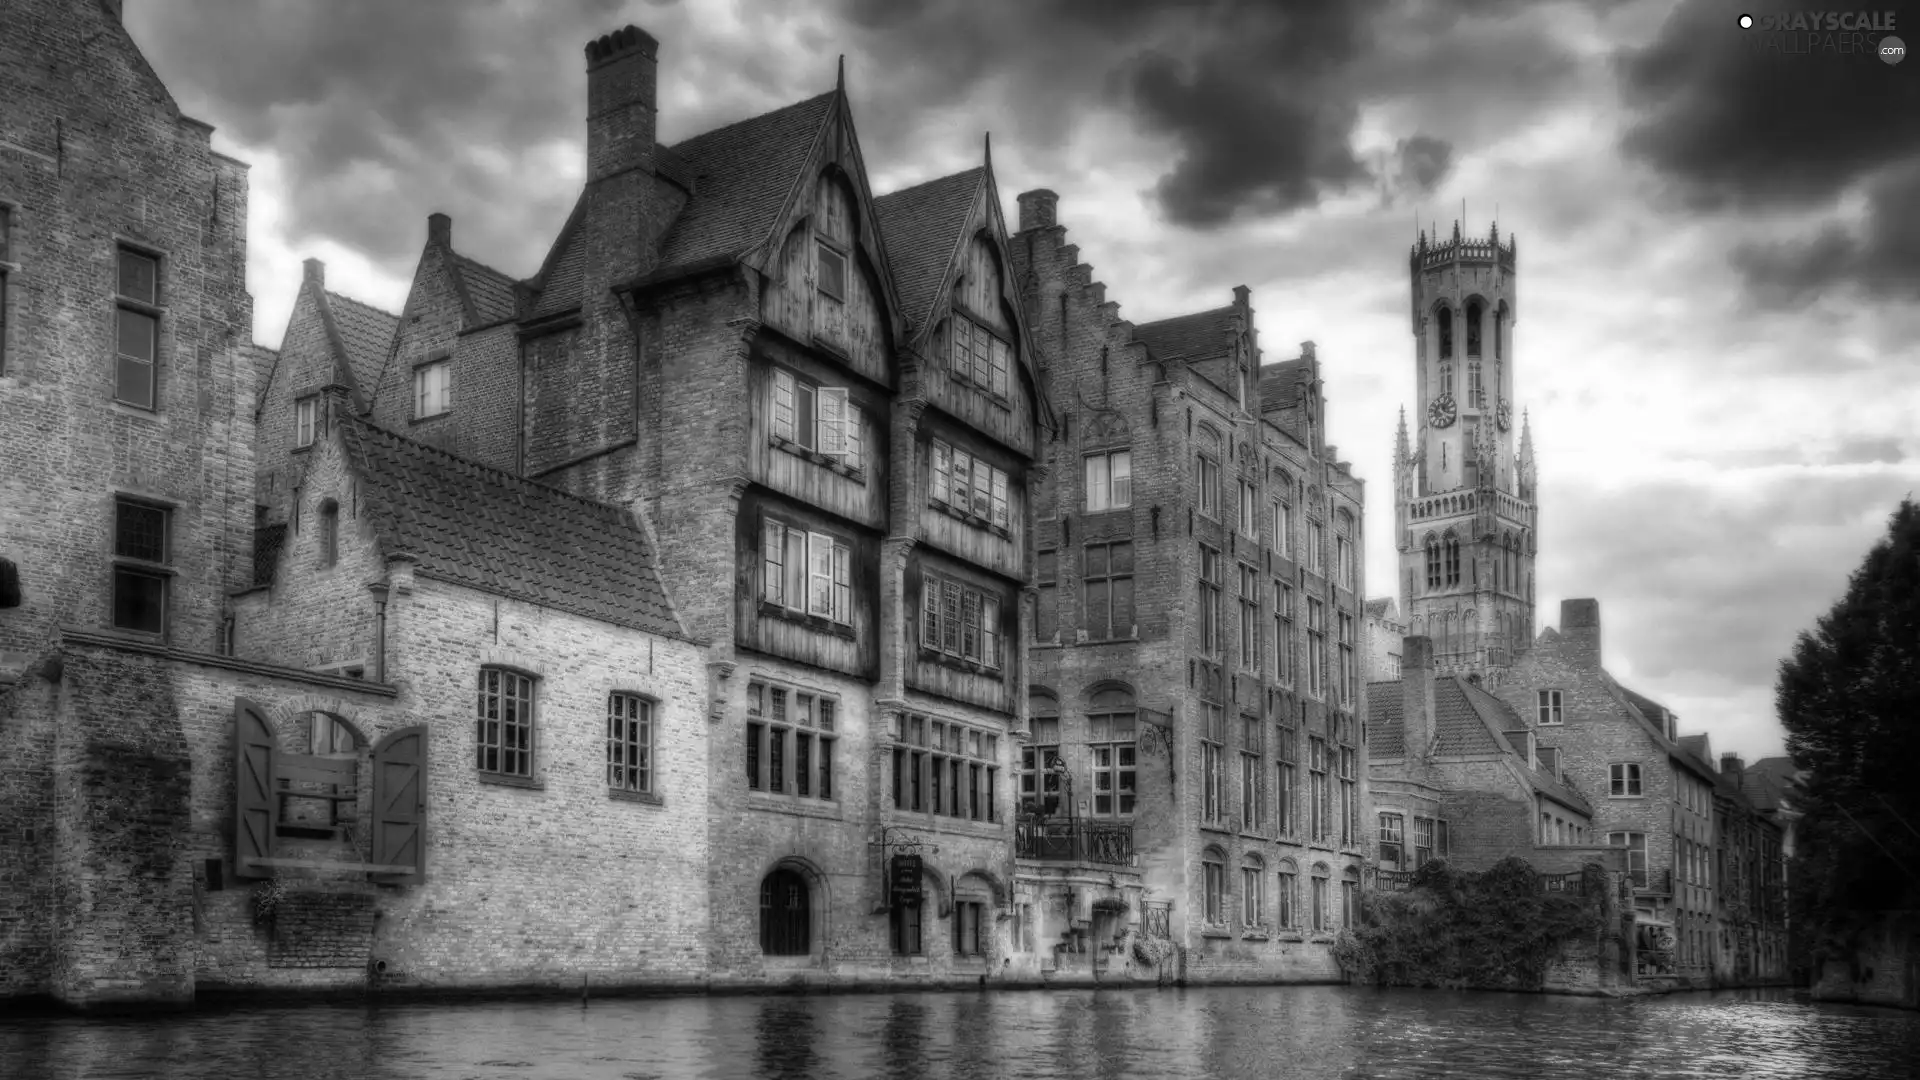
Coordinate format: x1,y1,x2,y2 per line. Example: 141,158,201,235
244,857,417,875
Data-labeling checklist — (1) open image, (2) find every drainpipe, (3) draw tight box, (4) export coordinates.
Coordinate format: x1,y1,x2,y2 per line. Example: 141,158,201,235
368,582,389,683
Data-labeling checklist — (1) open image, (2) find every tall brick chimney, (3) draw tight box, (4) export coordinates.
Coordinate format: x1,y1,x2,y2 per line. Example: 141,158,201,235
1017,189,1059,232
1721,752,1745,778
585,26,658,184
427,212,452,248
1560,599,1601,669
1402,635,1437,762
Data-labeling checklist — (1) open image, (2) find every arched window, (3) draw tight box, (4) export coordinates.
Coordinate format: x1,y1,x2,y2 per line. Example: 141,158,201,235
1202,847,1227,927
1468,358,1484,408
760,868,811,955
1437,305,1454,360
1439,359,1453,397
1087,685,1137,817
319,499,339,568
1275,859,1299,929
1466,299,1483,356
1444,533,1461,586
1424,535,1441,591
1241,853,1267,928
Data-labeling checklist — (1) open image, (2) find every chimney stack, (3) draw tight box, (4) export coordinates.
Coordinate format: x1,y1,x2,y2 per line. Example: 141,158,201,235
1017,189,1059,232
303,257,324,287
585,25,659,184
1560,598,1601,670
1402,635,1437,762
428,212,452,248
1722,753,1745,778
1233,284,1251,310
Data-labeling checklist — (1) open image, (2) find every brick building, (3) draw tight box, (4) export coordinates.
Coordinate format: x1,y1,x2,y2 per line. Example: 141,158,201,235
1707,751,1789,985
1495,599,1721,983
1010,189,1369,983
1364,636,1595,880
1364,597,1406,681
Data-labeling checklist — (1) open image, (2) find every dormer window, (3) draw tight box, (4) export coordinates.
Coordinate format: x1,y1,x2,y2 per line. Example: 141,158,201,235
771,368,863,473
950,315,1010,399
295,395,317,448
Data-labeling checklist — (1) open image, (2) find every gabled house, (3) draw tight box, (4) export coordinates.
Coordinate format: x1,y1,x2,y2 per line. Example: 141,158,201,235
224,390,712,993
1708,752,1789,986
1496,598,1721,983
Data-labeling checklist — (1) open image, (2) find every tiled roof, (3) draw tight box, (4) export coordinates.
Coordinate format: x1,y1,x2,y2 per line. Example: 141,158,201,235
1435,677,1507,755
529,193,588,319
325,291,399,396
1259,358,1311,414
1133,306,1235,365
655,92,836,273
874,167,984,333
1365,681,1404,756
252,523,286,589
450,252,520,325
335,416,684,638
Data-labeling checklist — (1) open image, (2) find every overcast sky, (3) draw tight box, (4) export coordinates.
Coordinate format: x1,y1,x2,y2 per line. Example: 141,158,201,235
126,0,1918,764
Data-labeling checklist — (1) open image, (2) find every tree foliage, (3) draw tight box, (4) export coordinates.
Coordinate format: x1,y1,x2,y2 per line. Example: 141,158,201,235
1332,858,1610,991
1777,498,1920,945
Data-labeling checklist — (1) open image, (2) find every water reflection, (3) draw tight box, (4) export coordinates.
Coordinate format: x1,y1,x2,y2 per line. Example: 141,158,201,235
2,986,1916,1080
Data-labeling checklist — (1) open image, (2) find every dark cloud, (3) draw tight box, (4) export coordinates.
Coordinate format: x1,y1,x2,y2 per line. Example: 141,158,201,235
1618,0,1920,300
1830,436,1910,466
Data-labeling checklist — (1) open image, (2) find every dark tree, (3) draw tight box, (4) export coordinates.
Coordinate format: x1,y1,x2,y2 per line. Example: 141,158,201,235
1777,498,1920,946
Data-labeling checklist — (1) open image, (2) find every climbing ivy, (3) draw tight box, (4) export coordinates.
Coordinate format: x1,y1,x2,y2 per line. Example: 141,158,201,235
1332,858,1609,991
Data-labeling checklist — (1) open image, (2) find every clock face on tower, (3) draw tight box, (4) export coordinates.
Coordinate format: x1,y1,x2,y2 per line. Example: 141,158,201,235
1497,398,1513,432
1428,393,1457,429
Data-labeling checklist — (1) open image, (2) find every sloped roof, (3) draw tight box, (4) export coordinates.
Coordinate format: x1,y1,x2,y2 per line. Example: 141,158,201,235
528,193,589,319
324,291,399,397
1365,681,1405,756
1743,756,1800,812
874,167,984,333
1259,358,1312,414
1365,675,1590,812
1612,680,1717,779
335,415,685,638
655,91,836,273
1134,306,1235,365
450,252,520,325
1364,597,1394,620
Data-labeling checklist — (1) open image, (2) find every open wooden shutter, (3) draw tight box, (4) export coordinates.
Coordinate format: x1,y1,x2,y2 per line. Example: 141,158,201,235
817,387,847,457
370,725,428,883
232,698,278,879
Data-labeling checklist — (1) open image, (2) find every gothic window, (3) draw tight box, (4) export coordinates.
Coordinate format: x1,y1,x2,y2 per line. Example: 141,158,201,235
1202,846,1227,926
1242,853,1267,928
1444,533,1462,586
294,396,317,448
1466,299,1483,356
1468,358,1484,409
1083,540,1134,639
1437,305,1454,361
1494,302,1506,360
1424,534,1441,591
318,499,339,568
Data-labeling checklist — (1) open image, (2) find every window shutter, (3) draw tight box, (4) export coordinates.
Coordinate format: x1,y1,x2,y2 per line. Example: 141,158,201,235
818,387,847,456
763,520,785,606
843,402,862,469
832,541,851,624
991,469,1009,529
371,724,428,883
932,441,952,505
232,698,279,879
772,370,795,441
807,531,834,617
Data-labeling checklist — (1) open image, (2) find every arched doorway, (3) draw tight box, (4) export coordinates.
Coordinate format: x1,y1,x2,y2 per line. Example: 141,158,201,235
760,868,810,956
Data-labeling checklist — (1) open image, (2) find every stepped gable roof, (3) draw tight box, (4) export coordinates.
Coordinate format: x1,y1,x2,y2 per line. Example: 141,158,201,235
654,91,838,274
1259,358,1312,414
873,166,985,333
335,415,684,638
1134,306,1235,366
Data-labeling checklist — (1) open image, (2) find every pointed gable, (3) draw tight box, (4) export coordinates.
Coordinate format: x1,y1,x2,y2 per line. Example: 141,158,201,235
654,92,838,275
448,252,521,326
335,415,686,638
323,291,400,400
874,167,986,333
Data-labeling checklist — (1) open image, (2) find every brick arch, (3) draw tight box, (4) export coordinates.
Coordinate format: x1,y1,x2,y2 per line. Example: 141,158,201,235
952,868,1009,909
760,853,834,951
263,695,379,749
479,646,543,677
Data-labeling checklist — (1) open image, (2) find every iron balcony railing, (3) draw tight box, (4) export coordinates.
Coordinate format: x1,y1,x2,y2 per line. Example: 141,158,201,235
1015,815,1134,866
1142,900,1172,940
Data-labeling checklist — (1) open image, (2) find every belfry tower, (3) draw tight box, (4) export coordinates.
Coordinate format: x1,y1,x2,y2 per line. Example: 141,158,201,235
1394,220,1537,682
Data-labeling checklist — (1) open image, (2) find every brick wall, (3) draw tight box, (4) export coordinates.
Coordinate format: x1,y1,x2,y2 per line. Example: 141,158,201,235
0,0,255,672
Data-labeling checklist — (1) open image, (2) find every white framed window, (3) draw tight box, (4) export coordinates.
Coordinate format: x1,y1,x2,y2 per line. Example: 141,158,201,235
921,573,1002,669
1085,449,1132,512
771,369,863,470
761,518,853,625
930,439,1010,529
607,692,655,796
1378,812,1405,867
414,358,451,418
1538,689,1564,725
294,395,317,448
477,667,535,779
1202,851,1226,926
950,314,1011,398
1610,762,1643,797
1088,701,1136,817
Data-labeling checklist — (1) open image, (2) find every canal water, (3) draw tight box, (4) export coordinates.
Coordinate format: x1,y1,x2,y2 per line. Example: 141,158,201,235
3,986,1917,1079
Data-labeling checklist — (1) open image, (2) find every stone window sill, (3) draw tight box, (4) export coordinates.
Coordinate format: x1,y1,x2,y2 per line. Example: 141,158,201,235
919,646,1003,677
478,772,544,791
769,435,867,483
1242,932,1271,942
609,787,663,807
409,411,453,426
1200,929,1233,940
758,600,857,640
1277,932,1305,942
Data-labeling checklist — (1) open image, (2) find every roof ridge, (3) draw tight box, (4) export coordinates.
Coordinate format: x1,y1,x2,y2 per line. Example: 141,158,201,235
324,289,401,321
450,249,518,284
875,164,987,202
1135,304,1236,331
341,414,634,524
